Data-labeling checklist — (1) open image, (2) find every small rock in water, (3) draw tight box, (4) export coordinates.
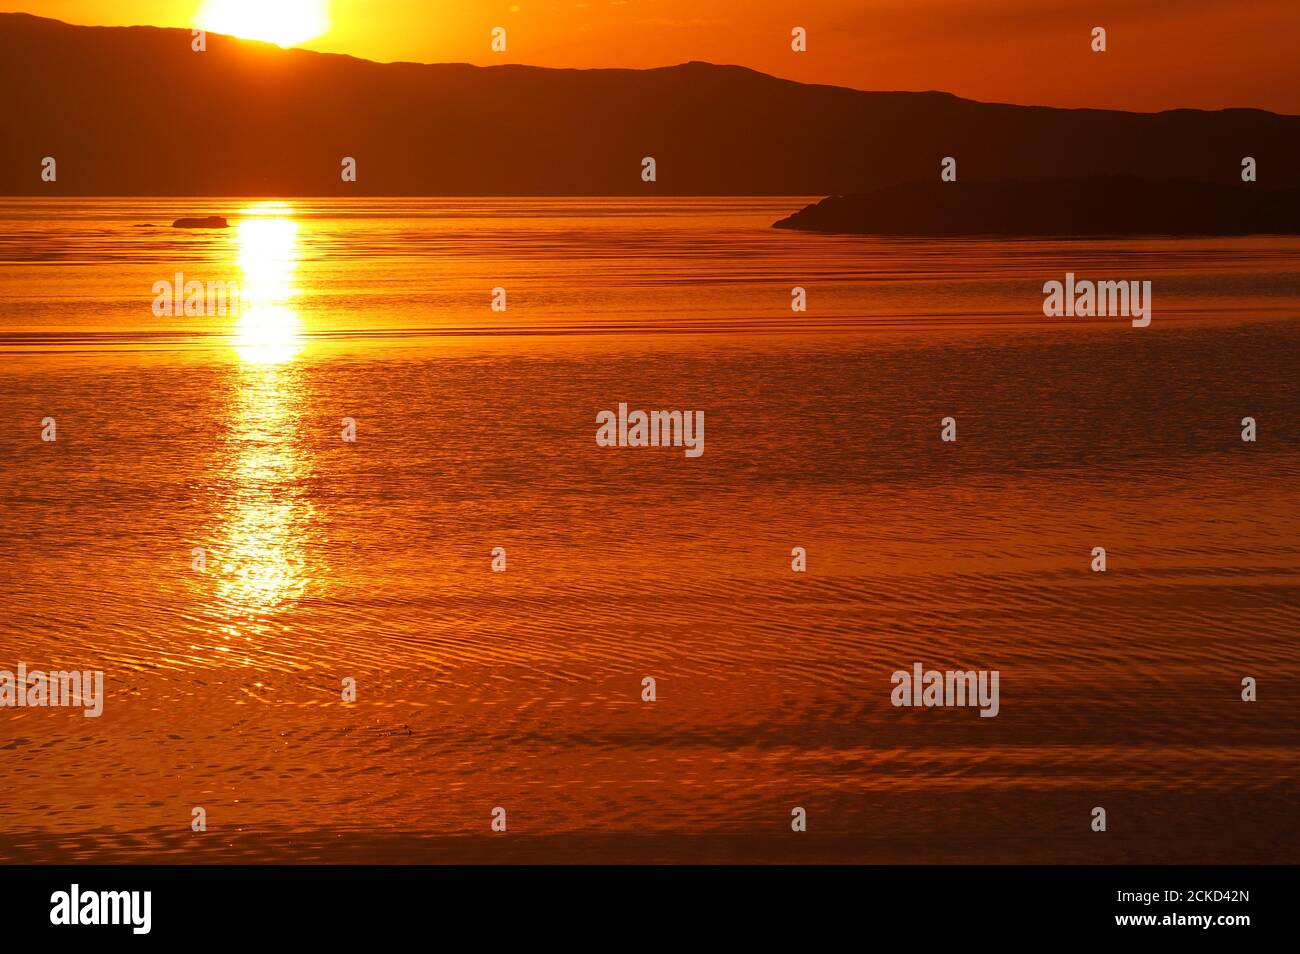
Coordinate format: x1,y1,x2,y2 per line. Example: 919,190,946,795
172,215,228,229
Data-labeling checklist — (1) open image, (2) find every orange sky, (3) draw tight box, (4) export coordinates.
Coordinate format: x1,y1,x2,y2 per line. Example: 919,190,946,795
5,0,1299,113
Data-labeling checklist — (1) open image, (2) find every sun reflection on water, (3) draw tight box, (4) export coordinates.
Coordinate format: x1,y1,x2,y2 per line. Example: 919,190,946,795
205,203,319,664
234,205,303,365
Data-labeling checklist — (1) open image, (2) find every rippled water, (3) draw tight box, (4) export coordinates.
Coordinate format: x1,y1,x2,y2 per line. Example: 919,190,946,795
0,198,1297,862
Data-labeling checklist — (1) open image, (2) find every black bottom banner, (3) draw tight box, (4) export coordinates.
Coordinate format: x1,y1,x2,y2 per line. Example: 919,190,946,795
0,864,1287,942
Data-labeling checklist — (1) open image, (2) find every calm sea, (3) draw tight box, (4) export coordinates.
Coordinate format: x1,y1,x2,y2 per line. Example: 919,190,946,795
0,198,1297,862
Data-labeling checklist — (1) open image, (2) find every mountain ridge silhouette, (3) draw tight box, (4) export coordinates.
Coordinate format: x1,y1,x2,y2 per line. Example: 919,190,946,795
3,13,1298,196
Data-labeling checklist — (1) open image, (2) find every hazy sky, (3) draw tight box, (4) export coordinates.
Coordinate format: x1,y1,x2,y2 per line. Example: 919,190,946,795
5,0,1298,113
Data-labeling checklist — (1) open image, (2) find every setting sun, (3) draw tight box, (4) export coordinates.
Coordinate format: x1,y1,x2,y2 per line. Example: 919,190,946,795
197,0,328,48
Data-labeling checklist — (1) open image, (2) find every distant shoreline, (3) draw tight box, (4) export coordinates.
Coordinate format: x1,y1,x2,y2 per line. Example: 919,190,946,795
774,178,1300,237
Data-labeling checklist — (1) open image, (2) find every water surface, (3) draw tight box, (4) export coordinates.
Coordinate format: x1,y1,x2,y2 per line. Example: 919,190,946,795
1,198,1296,862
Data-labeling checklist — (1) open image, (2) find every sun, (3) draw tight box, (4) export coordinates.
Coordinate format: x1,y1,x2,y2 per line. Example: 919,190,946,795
197,0,330,48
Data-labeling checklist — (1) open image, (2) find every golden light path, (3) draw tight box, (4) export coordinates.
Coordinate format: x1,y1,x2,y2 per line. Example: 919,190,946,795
196,0,331,48
206,202,317,663
234,204,303,365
